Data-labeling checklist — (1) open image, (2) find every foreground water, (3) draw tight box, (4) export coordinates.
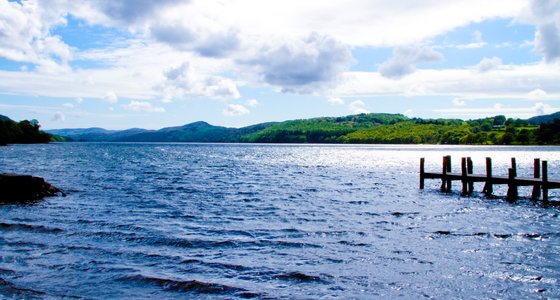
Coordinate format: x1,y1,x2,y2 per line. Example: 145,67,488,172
1,143,559,299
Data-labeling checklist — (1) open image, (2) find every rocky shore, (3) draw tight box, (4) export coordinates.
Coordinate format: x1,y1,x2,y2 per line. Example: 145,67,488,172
0,174,64,203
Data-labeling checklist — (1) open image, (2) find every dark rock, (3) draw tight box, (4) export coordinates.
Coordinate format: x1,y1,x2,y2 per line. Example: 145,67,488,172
0,174,64,203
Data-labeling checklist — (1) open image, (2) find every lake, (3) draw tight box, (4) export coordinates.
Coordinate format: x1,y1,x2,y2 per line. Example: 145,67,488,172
1,143,560,299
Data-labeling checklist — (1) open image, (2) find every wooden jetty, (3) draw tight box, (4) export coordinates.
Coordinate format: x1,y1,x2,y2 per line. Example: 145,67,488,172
419,156,559,203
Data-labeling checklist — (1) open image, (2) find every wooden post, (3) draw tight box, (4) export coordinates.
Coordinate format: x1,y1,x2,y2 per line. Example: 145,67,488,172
542,160,548,204
440,156,451,192
446,155,452,192
420,157,425,189
440,156,447,192
461,157,468,195
531,158,541,200
467,157,474,194
483,157,493,196
507,167,518,201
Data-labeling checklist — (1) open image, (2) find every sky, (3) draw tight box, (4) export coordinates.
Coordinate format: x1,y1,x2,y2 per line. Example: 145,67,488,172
0,0,559,130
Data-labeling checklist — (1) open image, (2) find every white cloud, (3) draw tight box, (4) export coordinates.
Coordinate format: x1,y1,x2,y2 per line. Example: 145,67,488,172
378,46,443,79
52,111,65,121
334,63,560,100
434,102,558,119
164,0,525,47
161,62,241,100
452,98,466,106
534,102,547,115
69,0,180,28
528,88,547,100
456,30,487,49
245,98,259,107
0,0,71,71
122,100,165,112
103,91,118,104
223,104,250,116
327,96,344,105
151,23,240,58
240,32,352,93
403,109,413,117
476,57,503,72
528,0,560,62
348,100,369,114
0,0,554,109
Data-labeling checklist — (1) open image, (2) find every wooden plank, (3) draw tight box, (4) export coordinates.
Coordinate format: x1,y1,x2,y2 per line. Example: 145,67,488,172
423,172,560,186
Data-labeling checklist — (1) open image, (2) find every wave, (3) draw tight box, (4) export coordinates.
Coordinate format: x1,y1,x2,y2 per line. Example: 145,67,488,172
272,272,327,283
117,274,257,297
181,259,253,272
431,230,560,240
0,222,63,234
127,236,322,250
0,277,46,298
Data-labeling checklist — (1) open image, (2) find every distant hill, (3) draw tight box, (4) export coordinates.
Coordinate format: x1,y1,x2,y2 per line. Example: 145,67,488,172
117,122,238,142
528,112,560,125
47,121,274,142
47,127,151,142
0,114,13,122
45,111,560,145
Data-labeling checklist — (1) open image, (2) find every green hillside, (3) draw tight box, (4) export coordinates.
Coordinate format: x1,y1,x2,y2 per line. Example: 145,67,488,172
45,111,560,145
0,115,53,145
242,113,410,143
241,114,542,145
528,112,560,125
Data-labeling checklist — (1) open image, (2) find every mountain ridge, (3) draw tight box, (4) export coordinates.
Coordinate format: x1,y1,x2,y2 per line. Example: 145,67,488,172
45,111,560,145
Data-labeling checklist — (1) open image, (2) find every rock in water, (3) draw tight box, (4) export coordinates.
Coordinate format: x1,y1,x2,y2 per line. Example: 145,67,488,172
0,174,64,203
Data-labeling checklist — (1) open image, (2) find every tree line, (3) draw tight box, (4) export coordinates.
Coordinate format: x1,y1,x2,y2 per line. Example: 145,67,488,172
242,114,560,145
0,117,52,145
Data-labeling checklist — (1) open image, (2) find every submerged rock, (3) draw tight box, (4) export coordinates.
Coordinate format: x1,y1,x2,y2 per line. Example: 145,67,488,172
0,174,64,203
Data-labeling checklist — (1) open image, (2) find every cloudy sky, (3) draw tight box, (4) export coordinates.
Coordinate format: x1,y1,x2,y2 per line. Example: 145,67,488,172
1,0,559,129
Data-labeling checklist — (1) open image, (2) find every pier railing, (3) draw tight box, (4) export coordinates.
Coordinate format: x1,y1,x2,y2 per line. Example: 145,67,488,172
420,156,559,203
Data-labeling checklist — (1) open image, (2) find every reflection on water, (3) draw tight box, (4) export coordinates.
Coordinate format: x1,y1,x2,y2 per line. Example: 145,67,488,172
1,143,559,299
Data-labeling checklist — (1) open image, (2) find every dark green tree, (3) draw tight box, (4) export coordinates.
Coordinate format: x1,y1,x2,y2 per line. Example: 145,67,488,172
493,115,506,126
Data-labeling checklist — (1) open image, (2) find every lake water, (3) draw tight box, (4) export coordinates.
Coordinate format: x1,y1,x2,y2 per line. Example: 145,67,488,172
1,143,560,299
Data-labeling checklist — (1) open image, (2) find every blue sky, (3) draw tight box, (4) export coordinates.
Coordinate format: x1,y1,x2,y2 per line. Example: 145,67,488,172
0,0,559,129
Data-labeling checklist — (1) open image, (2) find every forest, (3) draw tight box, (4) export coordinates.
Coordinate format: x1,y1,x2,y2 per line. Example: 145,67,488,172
0,115,53,145
241,114,560,145
4,112,560,145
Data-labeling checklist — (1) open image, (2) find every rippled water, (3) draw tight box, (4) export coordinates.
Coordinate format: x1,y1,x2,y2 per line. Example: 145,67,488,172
1,143,560,299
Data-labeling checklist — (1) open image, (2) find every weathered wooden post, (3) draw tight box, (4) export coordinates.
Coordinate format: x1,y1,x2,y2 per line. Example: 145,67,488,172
532,158,541,200
446,155,452,192
483,157,493,196
461,157,468,195
440,156,446,191
420,157,425,189
467,157,474,194
542,160,548,204
507,166,518,201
